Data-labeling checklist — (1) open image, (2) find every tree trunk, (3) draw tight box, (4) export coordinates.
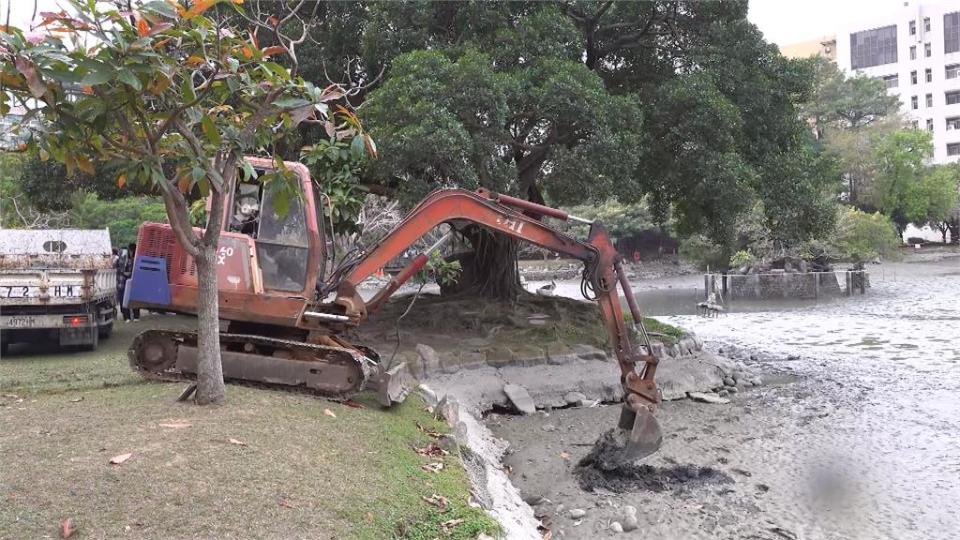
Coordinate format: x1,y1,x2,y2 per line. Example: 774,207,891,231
450,226,522,300
193,242,226,405
949,218,960,246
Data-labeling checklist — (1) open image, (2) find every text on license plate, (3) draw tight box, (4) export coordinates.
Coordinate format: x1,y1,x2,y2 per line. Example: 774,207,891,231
2,285,82,298
5,316,38,328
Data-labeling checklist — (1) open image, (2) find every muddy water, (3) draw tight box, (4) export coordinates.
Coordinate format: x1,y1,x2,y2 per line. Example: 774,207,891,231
500,257,960,539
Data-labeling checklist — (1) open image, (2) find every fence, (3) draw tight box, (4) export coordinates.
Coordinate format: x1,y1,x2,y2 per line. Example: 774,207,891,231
704,270,868,301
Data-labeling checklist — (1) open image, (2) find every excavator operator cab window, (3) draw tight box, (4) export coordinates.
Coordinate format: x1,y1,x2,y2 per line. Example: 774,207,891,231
229,176,309,293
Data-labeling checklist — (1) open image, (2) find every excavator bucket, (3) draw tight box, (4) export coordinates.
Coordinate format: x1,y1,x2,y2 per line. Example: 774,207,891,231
591,405,664,470
371,361,414,407
621,405,664,461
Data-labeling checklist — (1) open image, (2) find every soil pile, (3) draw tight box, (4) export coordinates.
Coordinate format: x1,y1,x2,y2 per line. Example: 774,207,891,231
576,430,732,493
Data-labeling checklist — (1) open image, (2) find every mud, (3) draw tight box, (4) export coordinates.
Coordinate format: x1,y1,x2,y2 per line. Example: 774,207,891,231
488,255,960,539
576,431,732,493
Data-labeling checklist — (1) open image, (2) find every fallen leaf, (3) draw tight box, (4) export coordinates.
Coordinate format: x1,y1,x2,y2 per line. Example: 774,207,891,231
559,451,570,460
414,443,449,457
278,498,297,509
228,438,247,446
109,453,132,465
441,518,464,530
158,423,191,429
60,517,75,538
421,494,448,510
323,408,336,418
340,399,366,409
416,422,443,439
68,396,83,403
421,462,444,473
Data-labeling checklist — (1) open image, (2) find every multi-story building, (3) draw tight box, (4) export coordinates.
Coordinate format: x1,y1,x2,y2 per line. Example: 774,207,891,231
834,2,960,164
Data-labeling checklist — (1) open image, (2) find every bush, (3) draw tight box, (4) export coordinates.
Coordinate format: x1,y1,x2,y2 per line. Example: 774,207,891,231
729,250,755,268
678,235,727,270
829,206,900,261
69,193,167,246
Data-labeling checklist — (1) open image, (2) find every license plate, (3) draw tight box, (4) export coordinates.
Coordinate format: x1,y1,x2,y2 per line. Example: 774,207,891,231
1,285,81,298
5,316,38,328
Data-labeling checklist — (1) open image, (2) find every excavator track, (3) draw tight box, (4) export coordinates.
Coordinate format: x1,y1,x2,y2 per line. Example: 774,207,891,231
129,329,379,401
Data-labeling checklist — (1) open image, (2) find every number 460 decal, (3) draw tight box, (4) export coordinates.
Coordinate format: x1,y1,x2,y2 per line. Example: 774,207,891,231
216,246,235,265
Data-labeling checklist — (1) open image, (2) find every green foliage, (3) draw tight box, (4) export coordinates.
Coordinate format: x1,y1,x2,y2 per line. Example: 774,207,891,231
867,129,933,231
69,193,167,246
901,162,959,226
802,57,901,131
729,250,755,268
1,0,371,253
563,199,654,239
0,153,25,227
421,251,463,288
678,235,727,271
829,206,901,261
17,156,129,212
300,137,368,236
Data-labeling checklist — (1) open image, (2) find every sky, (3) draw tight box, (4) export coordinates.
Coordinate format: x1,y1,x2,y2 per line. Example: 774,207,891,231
748,0,960,46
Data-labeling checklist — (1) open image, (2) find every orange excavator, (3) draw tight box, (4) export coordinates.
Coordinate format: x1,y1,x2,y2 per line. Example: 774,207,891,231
126,157,664,462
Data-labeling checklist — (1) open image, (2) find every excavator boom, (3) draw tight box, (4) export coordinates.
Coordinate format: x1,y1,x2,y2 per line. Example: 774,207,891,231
126,158,663,463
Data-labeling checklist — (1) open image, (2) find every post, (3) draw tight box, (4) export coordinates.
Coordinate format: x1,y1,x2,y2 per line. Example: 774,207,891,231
814,272,819,299
704,273,710,300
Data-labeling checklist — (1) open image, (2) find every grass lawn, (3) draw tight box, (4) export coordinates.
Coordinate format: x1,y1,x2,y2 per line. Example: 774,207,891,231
0,315,497,540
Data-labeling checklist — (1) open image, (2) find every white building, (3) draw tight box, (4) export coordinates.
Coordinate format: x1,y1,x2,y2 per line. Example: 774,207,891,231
835,2,960,164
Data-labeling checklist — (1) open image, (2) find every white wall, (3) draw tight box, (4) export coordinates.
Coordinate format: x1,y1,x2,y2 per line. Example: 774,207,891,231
835,2,960,164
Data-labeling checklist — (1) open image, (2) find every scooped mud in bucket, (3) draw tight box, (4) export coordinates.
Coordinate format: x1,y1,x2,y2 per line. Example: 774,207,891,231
576,429,732,493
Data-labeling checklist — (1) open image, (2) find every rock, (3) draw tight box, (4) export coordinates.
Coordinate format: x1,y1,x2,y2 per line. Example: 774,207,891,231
564,391,587,406
571,344,607,362
610,522,624,533
723,377,735,387
523,494,546,506
503,383,537,415
415,344,441,377
688,391,731,404
569,508,587,519
727,386,739,394
750,376,763,386
542,424,557,432
622,515,639,532
717,389,729,398
622,505,637,517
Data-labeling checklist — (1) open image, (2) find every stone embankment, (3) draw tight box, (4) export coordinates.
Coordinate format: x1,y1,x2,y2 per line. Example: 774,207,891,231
416,332,764,538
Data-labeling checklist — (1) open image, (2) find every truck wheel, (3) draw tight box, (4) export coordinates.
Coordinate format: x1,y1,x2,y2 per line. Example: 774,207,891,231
98,322,113,340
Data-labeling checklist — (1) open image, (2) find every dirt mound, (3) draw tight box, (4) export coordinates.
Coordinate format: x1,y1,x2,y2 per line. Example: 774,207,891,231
576,430,732,493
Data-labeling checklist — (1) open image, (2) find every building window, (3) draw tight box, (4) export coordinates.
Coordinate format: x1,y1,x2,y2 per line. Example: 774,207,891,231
927,93,933,107
912,95,919,109
947,64,960,79
925,43,932,57
911,70,918,84
949,90,960,105
910,45,917,59
910,20,917,35
926,68,933,83
881,74,899,88
850,25,898,69
948,143,960,156
912,120,920,129
947,12,960,54
946,117,960,130
927,119,934,131
924,17,931,32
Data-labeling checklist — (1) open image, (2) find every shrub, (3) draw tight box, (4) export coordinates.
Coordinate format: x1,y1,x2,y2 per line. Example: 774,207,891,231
678,235,727,270
729,250,755,268
69,193,167,247
829,206,900,261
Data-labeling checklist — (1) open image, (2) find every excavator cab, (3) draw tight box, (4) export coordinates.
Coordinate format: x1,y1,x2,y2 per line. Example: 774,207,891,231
129,158,325,329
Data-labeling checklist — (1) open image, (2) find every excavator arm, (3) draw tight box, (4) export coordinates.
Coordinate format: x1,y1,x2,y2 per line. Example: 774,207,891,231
333,188,664,461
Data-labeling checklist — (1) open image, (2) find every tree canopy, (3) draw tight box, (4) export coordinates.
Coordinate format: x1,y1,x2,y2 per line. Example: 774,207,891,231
282,0,840,284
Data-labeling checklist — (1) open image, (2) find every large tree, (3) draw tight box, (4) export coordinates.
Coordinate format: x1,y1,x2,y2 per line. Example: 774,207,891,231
284,0,837,293
2,0,370,404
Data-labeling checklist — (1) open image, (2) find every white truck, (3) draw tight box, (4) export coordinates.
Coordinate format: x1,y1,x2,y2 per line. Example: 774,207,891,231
0,229,117,354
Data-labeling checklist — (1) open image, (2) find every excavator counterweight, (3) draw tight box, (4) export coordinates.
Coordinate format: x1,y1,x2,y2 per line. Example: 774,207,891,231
126,157,664,465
